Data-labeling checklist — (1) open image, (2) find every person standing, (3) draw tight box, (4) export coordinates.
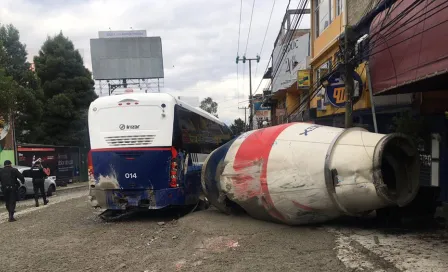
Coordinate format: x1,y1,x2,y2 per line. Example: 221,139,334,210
30,161,49,207
0,160,25,222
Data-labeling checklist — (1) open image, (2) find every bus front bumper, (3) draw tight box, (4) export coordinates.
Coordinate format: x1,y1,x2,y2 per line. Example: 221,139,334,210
89,187,200,210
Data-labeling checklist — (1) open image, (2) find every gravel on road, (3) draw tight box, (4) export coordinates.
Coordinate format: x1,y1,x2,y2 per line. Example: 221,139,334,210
0,190,347,272
2,189,447,272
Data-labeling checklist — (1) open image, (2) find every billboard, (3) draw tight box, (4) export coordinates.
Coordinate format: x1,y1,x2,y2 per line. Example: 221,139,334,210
272,32,310,93
98,30,147,39
90,36,164,80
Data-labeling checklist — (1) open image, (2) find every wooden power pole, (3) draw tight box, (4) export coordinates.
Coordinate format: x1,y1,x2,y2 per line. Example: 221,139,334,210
236,55,260,130
344,26,356,129
238,106,249,131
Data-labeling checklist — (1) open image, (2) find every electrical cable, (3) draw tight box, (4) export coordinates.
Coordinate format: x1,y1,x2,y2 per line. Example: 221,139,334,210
286,59,342,120
288,0,427,122
244,0,257,55
356,0,448,64
249,0,294,98
366,0,447,56
361,0,425,50
270,0,308,81
255,0,277,78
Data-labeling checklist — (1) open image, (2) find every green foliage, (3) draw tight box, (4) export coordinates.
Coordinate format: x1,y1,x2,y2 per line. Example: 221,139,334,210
0,24,43,143
229,118,246,135
200,97,218,117
34,32,97,147
0,68,19,121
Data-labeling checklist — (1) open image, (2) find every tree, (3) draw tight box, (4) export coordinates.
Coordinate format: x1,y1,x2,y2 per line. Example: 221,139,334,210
0,24,43,143
200,97,218,117
0,24,34,87
229,118,246,136
0,67,19,122
34,32,97,147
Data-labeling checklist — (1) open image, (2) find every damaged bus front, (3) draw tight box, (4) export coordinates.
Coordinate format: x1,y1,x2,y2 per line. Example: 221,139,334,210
88,93,232,220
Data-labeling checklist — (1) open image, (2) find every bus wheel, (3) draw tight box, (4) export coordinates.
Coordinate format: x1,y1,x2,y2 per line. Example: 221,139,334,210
196,198,210,211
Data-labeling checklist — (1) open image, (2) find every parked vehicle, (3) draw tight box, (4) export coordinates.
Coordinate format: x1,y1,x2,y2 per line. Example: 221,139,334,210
0,165,57,200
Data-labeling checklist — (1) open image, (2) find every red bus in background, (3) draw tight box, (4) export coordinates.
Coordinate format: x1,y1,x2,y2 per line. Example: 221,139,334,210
17,144,80,186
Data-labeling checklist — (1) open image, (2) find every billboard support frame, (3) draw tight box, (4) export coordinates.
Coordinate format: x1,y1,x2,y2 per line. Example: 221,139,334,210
96,78,164,95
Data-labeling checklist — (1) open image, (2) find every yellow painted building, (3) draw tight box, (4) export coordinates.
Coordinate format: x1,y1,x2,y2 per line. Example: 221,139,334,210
310,0,372,118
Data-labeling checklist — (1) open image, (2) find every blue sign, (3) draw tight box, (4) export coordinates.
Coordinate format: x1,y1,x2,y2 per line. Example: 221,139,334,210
325,71,363,108
254,101,270,111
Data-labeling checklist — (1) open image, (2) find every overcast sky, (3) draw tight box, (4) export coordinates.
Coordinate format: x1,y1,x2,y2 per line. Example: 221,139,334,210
1,0,310,124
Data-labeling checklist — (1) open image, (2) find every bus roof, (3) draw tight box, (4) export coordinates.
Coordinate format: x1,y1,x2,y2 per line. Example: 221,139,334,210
90,93,225,126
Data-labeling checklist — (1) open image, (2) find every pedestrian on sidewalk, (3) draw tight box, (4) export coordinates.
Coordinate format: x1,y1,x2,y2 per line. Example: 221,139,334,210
30,161,49,207
0,160,25,222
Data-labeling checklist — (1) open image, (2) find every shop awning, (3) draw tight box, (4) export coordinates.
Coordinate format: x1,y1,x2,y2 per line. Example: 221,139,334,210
369,0,448,95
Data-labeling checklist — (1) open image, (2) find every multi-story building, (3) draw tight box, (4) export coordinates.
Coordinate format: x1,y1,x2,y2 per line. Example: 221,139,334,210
262,9,311,125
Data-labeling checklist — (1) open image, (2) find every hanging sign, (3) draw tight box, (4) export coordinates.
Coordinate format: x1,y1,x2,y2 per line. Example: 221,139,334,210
325,71,363,108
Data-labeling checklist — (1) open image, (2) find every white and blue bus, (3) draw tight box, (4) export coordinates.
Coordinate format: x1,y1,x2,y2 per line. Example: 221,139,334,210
87,93,233,219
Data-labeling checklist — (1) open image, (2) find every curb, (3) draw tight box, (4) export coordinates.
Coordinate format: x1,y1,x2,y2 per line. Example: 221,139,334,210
57,183,88,192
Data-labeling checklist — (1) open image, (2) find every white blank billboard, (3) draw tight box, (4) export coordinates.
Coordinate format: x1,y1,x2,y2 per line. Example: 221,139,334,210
90,36,164,80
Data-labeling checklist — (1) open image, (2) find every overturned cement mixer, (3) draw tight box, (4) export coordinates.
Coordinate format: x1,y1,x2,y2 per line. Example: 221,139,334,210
201,122,420,225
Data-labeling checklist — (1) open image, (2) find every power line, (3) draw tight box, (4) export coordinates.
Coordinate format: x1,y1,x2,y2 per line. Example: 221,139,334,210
288,0,438,121
288,0,423,122
362,0,424,51
255,0,277,78
250,0,293,97
356,0,448,64
253,57,272,96
244,0,257,55
286,59,342,120
368,0,445,50
254,0,308,98
271,0,308,81
237,0,243,55
263,0,308,109
367,17,448,60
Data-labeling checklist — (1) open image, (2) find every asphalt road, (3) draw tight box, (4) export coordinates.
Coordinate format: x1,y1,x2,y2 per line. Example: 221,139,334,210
0,189,447,272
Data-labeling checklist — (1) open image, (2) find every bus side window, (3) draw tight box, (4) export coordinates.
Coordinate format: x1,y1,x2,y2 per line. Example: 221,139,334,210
172,106,184,149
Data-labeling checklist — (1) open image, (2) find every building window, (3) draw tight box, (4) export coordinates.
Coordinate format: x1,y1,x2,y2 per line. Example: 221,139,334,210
336,0,343,16
315,59,332,83
314,0,332,38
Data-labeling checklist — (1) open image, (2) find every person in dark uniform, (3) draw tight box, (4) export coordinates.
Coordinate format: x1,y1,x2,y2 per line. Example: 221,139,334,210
30,161,49,207
0,160,25,222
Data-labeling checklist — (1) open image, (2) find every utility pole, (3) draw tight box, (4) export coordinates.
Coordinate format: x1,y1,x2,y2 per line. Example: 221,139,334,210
344,26,356,128
236,55,260,130
238,106,249,131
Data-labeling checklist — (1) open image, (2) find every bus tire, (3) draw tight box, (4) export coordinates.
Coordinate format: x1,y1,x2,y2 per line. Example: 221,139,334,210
196,199,210,211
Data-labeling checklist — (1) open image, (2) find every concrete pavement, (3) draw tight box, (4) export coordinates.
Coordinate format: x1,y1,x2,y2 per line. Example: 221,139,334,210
0,188,447,271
